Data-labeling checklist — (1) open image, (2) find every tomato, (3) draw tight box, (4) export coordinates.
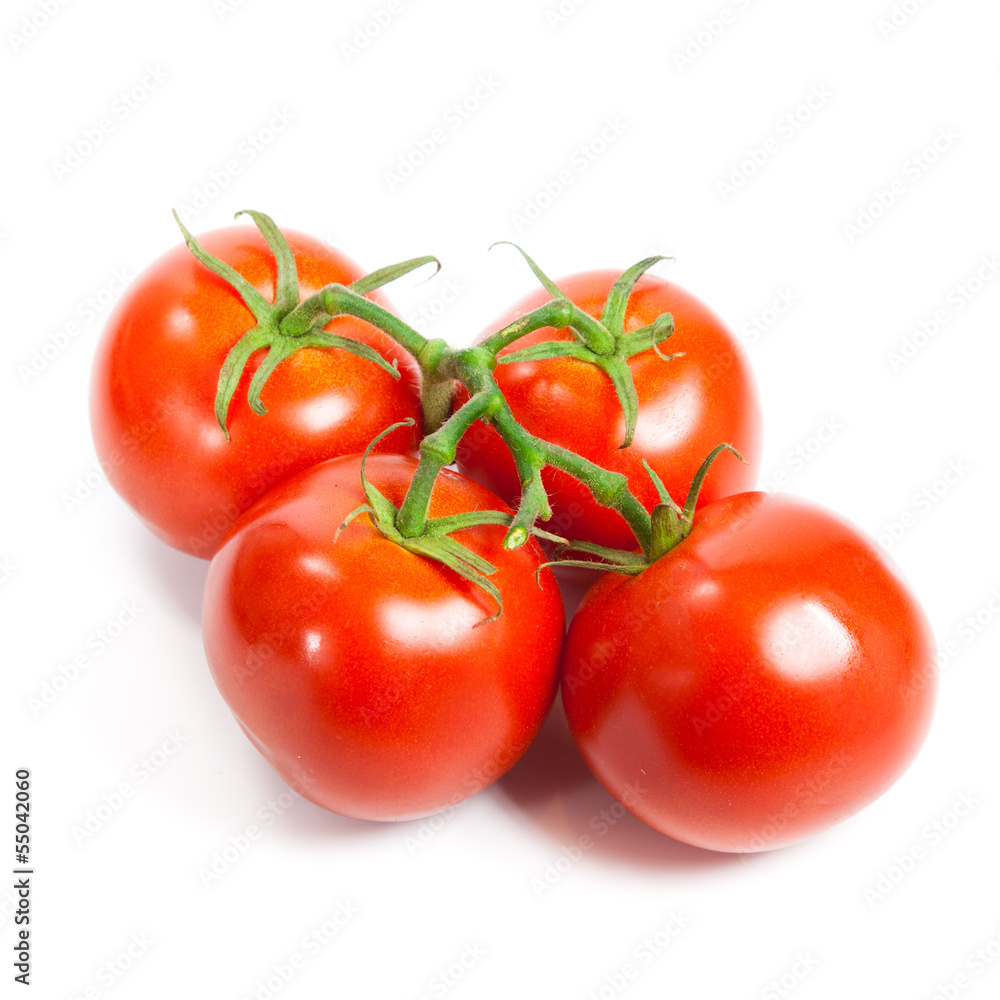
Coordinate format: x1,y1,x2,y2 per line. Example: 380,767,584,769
202,453,565,821
561,492,936,853
90,224,421,558
455,271,761,550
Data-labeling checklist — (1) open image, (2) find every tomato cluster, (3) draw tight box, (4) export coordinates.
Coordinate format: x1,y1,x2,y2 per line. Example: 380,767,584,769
91,213,935,852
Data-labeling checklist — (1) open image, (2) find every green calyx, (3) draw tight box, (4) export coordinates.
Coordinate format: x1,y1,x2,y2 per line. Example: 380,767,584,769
339,420,566,624
489,244,682,449
541,444,746,576
173,209,438,440
181,204,749,620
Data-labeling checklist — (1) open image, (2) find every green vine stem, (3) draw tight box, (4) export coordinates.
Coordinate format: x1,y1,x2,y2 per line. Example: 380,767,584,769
180,210,712,594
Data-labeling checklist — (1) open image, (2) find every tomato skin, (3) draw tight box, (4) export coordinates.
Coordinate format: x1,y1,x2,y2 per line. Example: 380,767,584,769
561,492,936,853
90,225,421,558
456,271,761,549
202,454,565,821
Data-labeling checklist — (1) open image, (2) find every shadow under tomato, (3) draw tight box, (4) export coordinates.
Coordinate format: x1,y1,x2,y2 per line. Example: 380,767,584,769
141,530,210,625
278,791,403,844
495,694,745,872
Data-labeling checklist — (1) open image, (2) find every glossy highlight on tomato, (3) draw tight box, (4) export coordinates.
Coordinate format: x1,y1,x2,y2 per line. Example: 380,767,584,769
202,453,566,821
90,224,421,558
456,271,762,549
561,491,936,853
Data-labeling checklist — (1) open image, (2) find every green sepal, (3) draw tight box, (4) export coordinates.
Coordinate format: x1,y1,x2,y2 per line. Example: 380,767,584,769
402,535,503,626
621,312,676,359
233,209,300,314
176,209,430,437
356,421,411,531
173,211,272,323
334,503,373,543
599,256,669,337
491,241,565,302
498,339,594,366
244,339,299,416
215,327,273,439
297,330,400,379
681,443,745,523
536,535,649,580
554,539,648,566
644,443,746,562
493,242,614,354
641,458,680,511
337,418,572,625
650,504,684,562
593,354,640,449
535,553,646,582
349,256,440,297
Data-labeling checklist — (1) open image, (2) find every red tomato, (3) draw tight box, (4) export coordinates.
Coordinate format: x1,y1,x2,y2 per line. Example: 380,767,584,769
456,271,761,549
90,224,421,558
561,492,936,853
202,453,565,821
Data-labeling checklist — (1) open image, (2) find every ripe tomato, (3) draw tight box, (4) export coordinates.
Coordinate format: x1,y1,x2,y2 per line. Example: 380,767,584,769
202,453,565,821
561,492,936,853
456,271,761,549
90,224,420,558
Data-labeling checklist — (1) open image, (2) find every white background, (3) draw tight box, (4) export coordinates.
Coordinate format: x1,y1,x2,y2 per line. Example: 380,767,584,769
3,0,1000,997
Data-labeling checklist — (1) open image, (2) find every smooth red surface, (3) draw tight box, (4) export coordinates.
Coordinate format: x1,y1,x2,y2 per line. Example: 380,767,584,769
90,225,421,558
456,271,762,549
561,492,936,853
202,454,566,821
